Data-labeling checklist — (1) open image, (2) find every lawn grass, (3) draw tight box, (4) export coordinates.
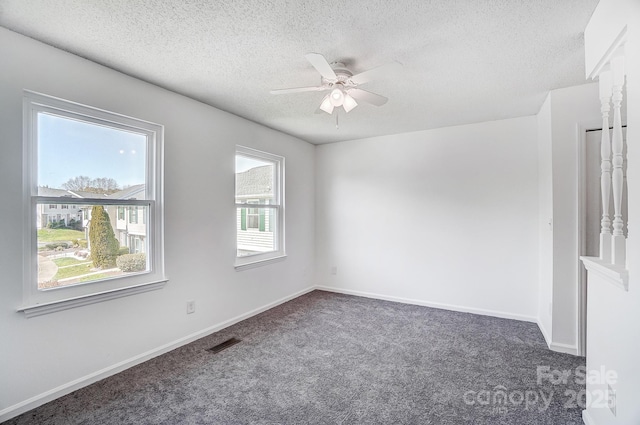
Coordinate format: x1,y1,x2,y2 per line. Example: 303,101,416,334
38,228,85,242
80,273,110,282
53,263,93,280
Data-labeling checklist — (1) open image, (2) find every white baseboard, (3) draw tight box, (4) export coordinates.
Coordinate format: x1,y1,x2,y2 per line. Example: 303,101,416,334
0,286,315,423
0,285,577,422
315,285,538,323
582,409,596,425
536,318,578,356
537,318,552,347
549,341,579,356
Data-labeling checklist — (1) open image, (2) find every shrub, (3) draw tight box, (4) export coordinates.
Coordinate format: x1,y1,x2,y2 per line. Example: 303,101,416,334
116,253,146,272
45,242,69,250
47,220,67,229
68,218,83,231
89,206,119,268
118,247,130,256
76,239,88,248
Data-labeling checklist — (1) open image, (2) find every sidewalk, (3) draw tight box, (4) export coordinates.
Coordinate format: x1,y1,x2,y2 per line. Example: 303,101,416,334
37,255,58,283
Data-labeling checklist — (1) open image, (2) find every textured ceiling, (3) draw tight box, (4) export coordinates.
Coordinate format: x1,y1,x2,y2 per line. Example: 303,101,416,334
0,0,599,144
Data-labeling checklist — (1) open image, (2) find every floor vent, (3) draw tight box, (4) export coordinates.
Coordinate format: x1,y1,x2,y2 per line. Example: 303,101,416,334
207,337,241,354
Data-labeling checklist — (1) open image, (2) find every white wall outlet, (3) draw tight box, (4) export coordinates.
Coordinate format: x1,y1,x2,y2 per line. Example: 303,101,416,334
186,300,195,314
330,266,337,275
608,384,616,416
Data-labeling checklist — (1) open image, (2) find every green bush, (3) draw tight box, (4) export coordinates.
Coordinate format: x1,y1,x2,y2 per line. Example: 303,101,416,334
47,220,67,229
76,239,88,248
89,206,119,268
68,218,84,231
118,247,130,255
116,253,146,272
45,242,69,250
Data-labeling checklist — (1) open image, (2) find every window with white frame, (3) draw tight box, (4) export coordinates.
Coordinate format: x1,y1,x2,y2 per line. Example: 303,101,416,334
21,91,165,316
235,146,284,268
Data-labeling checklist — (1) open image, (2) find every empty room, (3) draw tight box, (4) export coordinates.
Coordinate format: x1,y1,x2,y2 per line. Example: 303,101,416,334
0,1,638,424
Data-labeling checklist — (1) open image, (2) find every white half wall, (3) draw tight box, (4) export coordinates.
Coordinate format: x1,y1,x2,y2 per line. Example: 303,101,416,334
315,116,539,321
0,28,315,420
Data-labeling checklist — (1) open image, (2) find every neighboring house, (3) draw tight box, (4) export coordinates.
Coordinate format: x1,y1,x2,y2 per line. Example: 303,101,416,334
36,187,94,229
37,185,147,254
107,184,146,254
235,165,274,255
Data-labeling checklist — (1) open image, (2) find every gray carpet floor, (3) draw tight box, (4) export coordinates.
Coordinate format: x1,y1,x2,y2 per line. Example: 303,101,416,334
5,290,586,424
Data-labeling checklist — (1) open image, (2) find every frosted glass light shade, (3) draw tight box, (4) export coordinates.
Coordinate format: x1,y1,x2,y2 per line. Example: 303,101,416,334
343,93,358,113
319,95,334,114
329,88,345,107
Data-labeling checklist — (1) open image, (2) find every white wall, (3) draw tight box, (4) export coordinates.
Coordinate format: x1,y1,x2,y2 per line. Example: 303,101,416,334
537,94,554,343
583,1,640,424
315,116,539,320
0,28,315,419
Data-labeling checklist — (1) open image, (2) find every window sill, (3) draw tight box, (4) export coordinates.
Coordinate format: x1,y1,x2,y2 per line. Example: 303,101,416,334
18,279,168,318
235,254,287,271
580,256,628,291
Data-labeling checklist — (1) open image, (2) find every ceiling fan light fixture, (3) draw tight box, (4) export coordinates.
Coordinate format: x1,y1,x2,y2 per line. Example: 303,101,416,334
319,95,334,114
343,93,358,113
329,87,345,107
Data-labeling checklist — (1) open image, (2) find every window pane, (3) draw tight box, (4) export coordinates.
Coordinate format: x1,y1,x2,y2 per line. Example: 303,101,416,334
37,113,147,199
37,203,149,290
237,207,275,257
235,155,274,204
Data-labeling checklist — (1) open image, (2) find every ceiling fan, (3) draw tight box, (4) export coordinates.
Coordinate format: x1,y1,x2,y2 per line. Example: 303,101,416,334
270,53,400,115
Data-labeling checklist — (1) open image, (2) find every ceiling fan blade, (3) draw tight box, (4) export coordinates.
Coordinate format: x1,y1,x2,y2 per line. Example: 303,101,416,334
270,86,326,95
347,88,388,106
305,53,337,80
350,61,402,85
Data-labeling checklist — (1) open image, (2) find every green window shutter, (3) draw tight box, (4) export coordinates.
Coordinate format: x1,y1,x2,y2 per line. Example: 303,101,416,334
240,208,247,230
259,209,265,232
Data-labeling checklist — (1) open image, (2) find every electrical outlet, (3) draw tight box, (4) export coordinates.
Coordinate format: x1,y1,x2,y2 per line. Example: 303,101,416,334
186,300,195,314
330,266,337,275
608,384,616,416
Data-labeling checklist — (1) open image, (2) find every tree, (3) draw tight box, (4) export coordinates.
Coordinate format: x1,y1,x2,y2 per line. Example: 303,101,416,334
62,176,120,194
88,206,119,268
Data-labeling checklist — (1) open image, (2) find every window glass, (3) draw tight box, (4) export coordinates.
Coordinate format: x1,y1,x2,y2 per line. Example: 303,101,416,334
235,147,284,265
23,91,165,313
37,113,147,198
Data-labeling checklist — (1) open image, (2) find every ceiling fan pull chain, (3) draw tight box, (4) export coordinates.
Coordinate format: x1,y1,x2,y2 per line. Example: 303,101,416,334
336,112,339,130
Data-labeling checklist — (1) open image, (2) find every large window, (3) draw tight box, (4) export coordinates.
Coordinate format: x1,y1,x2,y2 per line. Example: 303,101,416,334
235,146,285,269
21,91,165,316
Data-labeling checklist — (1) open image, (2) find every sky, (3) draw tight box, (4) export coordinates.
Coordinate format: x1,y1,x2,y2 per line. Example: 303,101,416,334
38,113,147,189
236,155,269,173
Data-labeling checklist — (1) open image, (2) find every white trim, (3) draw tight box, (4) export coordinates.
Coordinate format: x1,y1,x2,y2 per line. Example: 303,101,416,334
577,121,603,357
234,145,285,269
21,90,165,310
537,317,552,348
580,256,629,291
315,285,538,323
0,286,316,423
18,280,168,318
549,341,579,356
2,285,583,422
587,26,627,80
536,317,579,356
582,409,596,425
234,254,287,271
